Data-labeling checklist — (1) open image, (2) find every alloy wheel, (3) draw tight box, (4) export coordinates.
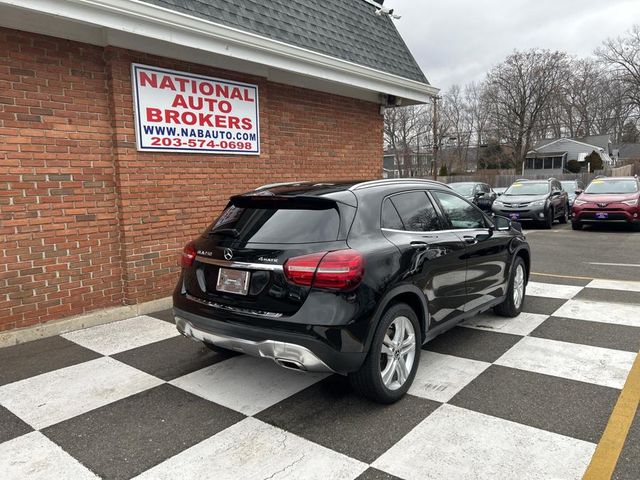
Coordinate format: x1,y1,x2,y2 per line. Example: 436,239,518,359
380,316,416,390
513,264,525,309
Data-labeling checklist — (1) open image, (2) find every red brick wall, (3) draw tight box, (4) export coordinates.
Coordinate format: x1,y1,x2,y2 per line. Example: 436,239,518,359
1,29,123,331
0,28,383,332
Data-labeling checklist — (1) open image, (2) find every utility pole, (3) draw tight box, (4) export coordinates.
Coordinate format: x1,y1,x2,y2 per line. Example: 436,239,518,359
432,95,439,180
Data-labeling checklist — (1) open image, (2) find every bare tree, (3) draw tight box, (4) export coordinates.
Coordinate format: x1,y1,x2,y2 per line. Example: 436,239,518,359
591,73,635,142
484,49,570,168
465,81,491,168
440,85,473,173
383,105,431,177
597,25,640,109
562,59,605,137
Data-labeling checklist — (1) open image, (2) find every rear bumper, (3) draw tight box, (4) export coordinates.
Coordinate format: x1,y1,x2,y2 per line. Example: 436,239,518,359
173,305,367,374
175,313,334,372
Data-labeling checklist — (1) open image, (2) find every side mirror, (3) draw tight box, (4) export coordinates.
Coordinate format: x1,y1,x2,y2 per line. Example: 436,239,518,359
575,189,583,195
493,215,512,231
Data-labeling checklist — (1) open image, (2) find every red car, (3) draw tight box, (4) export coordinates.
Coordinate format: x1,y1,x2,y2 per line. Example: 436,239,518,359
572,176,640,230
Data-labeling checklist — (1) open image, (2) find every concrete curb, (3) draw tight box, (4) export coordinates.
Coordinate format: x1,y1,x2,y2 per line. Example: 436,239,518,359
0,297,173,349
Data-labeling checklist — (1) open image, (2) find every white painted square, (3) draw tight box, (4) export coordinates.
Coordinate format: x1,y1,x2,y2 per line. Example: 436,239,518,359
588,279,640,293
170,355,328,415
372,404,595,480
462,311,548,336
553,299,640,328
408,352,490,402
62,315,179,355
495,337,636,389
526,281,583,299
0,357,162,429
0,431,99,480
134,417,367,480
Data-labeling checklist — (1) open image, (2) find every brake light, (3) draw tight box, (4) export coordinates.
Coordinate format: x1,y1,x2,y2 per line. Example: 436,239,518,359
284,250,364,291
283,252,325,286
181,241,197,267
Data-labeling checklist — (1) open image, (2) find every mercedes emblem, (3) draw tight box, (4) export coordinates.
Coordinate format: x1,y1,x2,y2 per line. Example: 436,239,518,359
223,248,233,261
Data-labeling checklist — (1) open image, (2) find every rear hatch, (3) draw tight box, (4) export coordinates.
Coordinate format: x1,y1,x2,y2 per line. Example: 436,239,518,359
183,193,356,317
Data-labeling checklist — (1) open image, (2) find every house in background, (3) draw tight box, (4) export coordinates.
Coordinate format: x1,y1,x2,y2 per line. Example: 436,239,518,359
613,143,640,163
525,136,614,174
383,149,432,177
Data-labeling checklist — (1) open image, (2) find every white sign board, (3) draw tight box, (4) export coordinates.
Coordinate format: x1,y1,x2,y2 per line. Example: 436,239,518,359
132,64,260,154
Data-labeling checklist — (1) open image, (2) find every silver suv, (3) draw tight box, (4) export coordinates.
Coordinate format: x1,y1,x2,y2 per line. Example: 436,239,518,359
492,178,569,229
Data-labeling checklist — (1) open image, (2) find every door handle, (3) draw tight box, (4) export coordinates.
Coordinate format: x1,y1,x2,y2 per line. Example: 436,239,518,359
462,236,477,245
410,241,429,250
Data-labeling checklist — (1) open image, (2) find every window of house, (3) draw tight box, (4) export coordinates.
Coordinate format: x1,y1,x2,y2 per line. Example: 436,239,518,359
553,157,563,169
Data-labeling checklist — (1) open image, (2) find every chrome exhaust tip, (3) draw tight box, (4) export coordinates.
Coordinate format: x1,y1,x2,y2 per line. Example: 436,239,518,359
274,358,306,371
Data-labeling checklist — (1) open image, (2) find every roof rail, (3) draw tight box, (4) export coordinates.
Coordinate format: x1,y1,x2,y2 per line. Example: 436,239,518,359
351,178,448,190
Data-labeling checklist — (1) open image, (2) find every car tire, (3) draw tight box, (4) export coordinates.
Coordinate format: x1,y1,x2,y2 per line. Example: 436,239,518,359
543,208,554,229
559,205,569,224
349,302,421,404
572,221,582,231
494,256,526,318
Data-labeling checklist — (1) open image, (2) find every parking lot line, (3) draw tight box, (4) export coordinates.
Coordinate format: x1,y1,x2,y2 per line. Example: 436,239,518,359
531,272,595,281
532,271,640,285
586,262,640,268
588,279,640,293
583,351,640,480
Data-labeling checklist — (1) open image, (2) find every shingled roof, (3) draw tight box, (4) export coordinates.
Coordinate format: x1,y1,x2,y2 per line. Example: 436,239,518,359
139,0,429,84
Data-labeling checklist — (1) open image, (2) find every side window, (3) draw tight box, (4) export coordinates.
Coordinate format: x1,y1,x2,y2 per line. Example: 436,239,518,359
381,198,404,230
389,192,442,232
433,191,486,229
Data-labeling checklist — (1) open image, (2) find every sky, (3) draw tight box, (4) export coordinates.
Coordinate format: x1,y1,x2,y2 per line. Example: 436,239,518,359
389,0,640,92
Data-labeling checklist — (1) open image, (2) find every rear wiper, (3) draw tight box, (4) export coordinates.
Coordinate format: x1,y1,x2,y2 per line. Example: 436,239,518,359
208,228,239,237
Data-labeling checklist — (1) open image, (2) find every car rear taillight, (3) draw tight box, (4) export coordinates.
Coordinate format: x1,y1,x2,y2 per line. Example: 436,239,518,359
181,241,197,267
284,250,364,291
283,252,325,286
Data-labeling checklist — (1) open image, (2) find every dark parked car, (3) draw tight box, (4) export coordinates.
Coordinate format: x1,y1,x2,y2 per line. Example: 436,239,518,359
572,176,640,230
448,182,497,211
560,179,586,208
492,178,569,229
173,179,530,403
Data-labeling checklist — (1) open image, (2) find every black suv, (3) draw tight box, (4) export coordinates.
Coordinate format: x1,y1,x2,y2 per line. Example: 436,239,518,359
492,178,569,228
448,182,497,212
173,179,530,403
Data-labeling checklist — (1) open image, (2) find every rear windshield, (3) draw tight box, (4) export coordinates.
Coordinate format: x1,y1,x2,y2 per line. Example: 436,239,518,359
504,182,549,195
209,201,340,244
585,179,639,194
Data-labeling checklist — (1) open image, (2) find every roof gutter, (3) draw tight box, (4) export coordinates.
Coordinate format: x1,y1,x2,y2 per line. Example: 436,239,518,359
0,0,438,103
